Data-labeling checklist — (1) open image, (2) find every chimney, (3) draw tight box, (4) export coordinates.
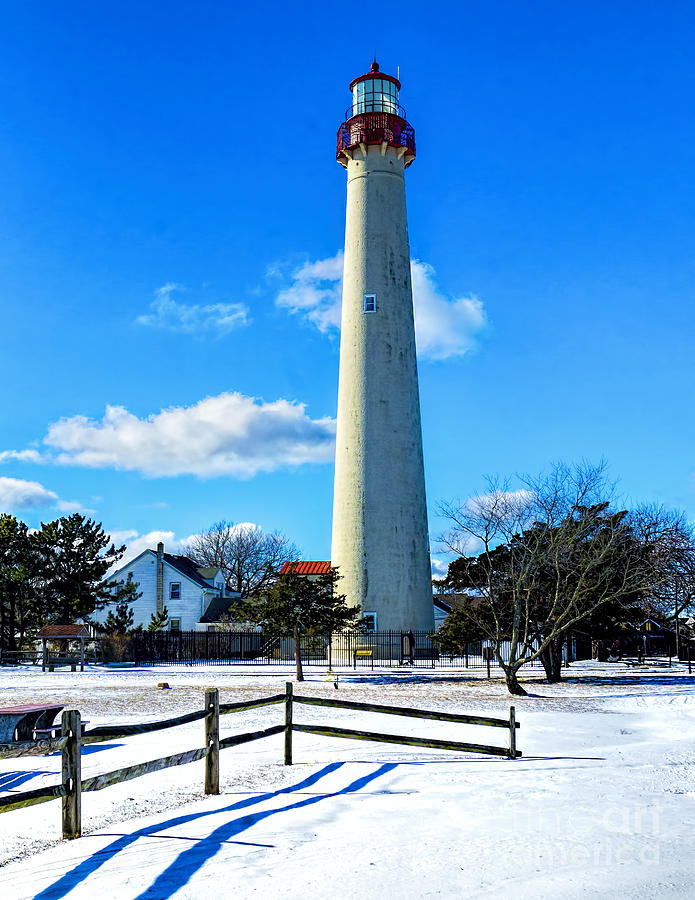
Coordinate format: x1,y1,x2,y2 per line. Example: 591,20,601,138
156,542,164,614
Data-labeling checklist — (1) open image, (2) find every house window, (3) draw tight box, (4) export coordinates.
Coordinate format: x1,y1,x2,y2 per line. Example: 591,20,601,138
170,618,181,631
363,293,376,313
170,582,181,601
363,612,377,632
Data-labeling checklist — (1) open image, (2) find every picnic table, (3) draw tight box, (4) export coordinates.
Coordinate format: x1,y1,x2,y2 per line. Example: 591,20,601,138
0,704,64,743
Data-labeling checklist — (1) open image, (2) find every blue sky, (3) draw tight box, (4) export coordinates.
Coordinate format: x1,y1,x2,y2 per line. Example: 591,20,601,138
1,1,694,572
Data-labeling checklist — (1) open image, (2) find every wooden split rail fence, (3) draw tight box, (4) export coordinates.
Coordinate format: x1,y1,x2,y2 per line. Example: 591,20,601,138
0,684,520,839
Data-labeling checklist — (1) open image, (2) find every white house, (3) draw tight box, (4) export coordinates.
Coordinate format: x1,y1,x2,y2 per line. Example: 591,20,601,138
95,542,240,631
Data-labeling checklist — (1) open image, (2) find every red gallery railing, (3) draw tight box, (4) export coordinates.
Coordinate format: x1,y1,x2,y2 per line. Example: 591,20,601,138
337,108,416,160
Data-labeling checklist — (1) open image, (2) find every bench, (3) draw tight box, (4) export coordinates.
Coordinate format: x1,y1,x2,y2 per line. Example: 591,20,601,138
353,648,374,670
34,719,89,739
46,657,80,672
413,647,440,668
0,704,64,743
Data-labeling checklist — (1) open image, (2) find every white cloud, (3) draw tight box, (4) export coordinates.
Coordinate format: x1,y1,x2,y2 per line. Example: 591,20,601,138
0,477,58,509
41,392,336,479
55,498,97,515
274,252,486,360
410,261,486,361
275,254,344,333
430,556,451,579
108,529,182,567
0,477,92,514
136,283,250,337
467,489,535,518
0,449,45,464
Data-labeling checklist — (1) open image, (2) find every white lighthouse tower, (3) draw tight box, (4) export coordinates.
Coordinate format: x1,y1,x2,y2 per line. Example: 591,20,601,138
331,62,434,632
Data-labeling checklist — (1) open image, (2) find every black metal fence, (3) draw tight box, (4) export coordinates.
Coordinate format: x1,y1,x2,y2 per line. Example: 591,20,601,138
130,630,542,669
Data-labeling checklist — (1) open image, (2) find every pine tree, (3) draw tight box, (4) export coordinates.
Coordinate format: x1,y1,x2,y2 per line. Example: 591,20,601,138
34,514,125,623
147,606,170,631
239,568,364,681
102,574,140,634
0,515,43,649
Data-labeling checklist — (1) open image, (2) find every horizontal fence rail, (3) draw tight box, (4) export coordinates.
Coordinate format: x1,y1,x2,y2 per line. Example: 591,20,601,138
292,723,514,758
286,684,520,765
81,746,210,794
0,781,67,812
220,724,285,750
129,630,542,670
293,694,519,729
82,709,208,743
0,736,68,759
0,686,521,839
219,694,286,714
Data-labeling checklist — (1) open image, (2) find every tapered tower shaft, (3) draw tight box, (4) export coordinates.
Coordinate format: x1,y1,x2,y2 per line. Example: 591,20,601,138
331,64,433,631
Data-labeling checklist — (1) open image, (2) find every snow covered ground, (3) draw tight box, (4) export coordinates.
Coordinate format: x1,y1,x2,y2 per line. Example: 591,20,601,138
0,660,693,899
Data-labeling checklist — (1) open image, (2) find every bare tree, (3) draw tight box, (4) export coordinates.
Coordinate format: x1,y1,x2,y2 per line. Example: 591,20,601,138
183,521,300,597
438,462,688,695
631,503,695,656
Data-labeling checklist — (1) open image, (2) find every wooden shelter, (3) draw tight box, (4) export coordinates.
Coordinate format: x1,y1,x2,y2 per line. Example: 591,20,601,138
37,624,92,672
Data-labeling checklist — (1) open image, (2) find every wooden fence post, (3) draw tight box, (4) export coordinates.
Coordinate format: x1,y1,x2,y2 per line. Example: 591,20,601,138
508,706,516,759
284,681,293,765
205,688,220,795
61,709,81,839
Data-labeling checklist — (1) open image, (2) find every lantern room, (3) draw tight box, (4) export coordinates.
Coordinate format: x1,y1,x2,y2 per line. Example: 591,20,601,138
337,61,416,168
350,63,400,115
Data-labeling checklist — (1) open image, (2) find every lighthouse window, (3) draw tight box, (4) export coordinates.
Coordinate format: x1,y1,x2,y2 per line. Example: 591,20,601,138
353,78,399,115
363,612,377,632
363,293,377,313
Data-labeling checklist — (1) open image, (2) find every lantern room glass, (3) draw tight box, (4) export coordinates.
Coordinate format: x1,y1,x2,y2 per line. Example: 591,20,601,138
352,78,399,115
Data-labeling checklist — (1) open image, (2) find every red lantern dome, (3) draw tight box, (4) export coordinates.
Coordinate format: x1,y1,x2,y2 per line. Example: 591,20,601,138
337,62,415,168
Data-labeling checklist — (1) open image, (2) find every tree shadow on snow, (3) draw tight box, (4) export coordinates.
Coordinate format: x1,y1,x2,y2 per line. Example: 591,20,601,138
33,761,397,900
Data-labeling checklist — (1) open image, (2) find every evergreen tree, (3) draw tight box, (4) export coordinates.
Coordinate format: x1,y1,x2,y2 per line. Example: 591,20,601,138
34,514,125,623
102,574,140,634
0,514,43,649
238,568,364,681
147,606,170,631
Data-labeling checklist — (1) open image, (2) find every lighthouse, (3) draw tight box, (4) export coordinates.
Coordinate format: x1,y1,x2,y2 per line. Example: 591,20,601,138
331,62,434,632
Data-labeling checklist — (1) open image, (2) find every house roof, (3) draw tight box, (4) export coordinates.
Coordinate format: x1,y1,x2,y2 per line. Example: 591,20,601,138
38,624,91,637
280,560,332,576
163,553,219,589
200,595,242,623
433,592,485,611
433,597,453,613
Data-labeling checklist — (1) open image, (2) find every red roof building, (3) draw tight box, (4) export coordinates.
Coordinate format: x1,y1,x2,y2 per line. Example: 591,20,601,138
280,561,332,576
37,624,91,637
